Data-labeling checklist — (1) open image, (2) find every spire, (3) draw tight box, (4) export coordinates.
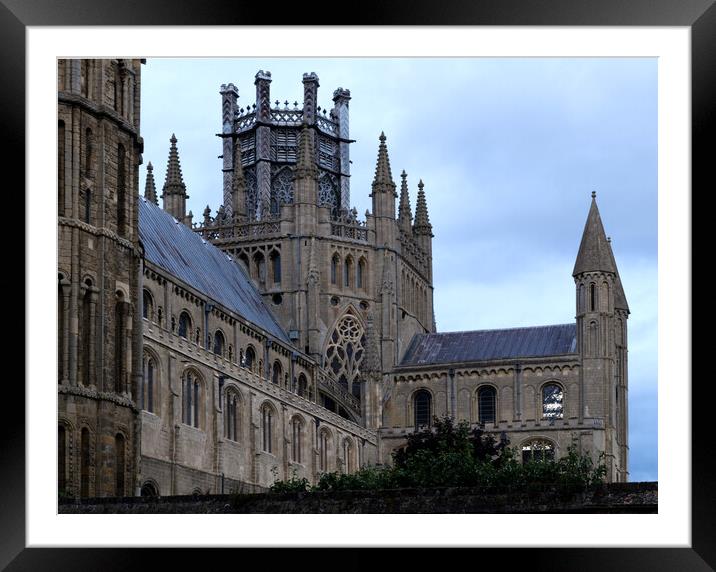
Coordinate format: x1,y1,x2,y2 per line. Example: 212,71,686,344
398,170,413,233
572,192,617,276
361,314,381,375
371,132,396,195
295,123,318,179
144,161,158,205
162,134,187,196
161,134,189,220
413,179,432,235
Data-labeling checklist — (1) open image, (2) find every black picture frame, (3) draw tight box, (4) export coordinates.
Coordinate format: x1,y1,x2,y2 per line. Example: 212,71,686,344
5,1,710,569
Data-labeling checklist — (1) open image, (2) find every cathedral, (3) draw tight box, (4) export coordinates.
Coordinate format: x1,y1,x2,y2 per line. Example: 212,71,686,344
57,59,630,499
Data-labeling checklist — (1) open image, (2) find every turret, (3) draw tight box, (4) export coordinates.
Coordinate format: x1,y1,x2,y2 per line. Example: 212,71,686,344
398,170,413,236
161,134,190,225
332,87,351,211
302,72,319,126
413,179,434,280
370,132,397,246
573,192,629,482
219,83,239,216
230,131,247,222
254,71,272,220
144,161,158,205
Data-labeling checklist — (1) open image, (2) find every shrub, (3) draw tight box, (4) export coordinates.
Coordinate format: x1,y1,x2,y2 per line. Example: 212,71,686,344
269,416,607,493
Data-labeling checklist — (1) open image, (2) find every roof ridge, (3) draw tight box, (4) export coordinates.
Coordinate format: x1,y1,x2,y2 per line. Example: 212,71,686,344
418,323,576,336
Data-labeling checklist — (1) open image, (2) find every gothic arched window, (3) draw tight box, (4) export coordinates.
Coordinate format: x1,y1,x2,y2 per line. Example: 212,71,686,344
270,251,281,284
183,370,202,429
143,289,153,321
357,258,366,289
343,256,353,288
324,312,366,396
331,254,339,285
319,429,331,473
254,252,266,286
542,383,564,420
477,386,497,424
178,311,191,339
297,373,307,398
291,416,303,463
225,390,239,442
142,352,156,413
261,404,274,453
414,389,432,429
272,360,282,385
213,330,225,357
244,346,256,371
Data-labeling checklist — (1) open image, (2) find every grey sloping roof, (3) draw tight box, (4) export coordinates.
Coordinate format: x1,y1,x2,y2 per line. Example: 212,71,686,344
138,197,290,344
400,323,577,367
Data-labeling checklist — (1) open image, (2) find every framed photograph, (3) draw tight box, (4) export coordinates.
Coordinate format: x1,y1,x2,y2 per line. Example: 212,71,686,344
8,0,709,569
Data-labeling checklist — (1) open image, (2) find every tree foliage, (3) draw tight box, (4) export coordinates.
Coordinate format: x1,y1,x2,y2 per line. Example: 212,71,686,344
269,416,607,493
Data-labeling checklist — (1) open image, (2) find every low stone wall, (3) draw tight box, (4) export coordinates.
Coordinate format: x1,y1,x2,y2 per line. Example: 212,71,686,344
59,481,656,513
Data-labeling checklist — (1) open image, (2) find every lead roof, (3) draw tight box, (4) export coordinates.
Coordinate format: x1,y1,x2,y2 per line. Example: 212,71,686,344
400,323,577,367
138,197,291,344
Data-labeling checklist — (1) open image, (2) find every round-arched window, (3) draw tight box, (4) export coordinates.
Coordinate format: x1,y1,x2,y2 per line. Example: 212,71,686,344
414,389,432,429
542,383,564,420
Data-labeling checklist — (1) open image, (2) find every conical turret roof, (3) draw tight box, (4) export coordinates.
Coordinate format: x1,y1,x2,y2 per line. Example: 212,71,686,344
413,179,432,235
371,132,396,194
162,134,187,197
144,161,158,205
573,193,616,276
398,170,413,232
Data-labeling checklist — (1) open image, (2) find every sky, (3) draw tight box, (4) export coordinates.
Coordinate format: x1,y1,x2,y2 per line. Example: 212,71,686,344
138,57,657,482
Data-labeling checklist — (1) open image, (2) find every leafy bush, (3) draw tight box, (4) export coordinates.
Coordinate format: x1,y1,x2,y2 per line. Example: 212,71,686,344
268,416,607,493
